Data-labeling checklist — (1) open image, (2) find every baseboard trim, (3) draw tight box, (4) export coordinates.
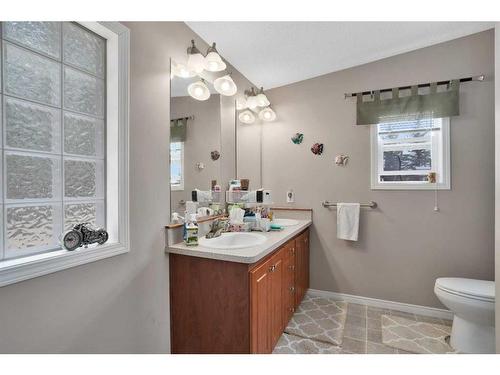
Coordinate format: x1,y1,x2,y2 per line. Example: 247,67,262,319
308,288,453,320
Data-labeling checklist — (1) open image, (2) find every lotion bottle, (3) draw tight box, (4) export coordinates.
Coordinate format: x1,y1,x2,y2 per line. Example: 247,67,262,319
184,214,199,246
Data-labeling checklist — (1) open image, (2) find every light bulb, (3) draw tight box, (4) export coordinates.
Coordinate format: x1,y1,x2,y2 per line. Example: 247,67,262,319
187,40,205,74
239,109,255,124
204,43,227,72
256,88,270,107
236,98,247,110
258,107,276,122
187,53,205,74
214,74,237,96
172,61,195,78
195,87,204,96
188,79,210,101
246,95,258,110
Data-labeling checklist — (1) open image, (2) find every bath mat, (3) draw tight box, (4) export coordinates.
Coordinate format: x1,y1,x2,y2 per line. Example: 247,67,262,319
284,293,347,346
273,333,342,354
381,315,457,354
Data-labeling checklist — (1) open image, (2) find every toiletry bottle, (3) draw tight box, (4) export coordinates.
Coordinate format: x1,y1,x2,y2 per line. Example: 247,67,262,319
184,214,199,246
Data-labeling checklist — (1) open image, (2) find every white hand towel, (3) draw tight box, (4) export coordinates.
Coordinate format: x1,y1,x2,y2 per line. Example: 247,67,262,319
337,203,360,241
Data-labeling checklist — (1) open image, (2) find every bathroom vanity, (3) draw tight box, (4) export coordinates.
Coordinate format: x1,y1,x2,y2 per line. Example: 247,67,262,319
166,220,311,353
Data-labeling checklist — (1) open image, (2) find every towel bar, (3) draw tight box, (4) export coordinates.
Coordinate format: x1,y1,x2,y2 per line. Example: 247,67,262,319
322,201,377,209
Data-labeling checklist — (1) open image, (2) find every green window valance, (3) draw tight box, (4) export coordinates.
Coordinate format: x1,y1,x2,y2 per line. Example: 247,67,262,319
170,117,188,142
356,80,460,125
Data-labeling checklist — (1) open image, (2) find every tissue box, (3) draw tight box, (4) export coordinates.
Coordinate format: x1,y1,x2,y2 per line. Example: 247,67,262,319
229,223,251,232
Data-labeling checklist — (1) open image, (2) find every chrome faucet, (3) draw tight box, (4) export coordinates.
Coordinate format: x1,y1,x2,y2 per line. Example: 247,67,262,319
205,219,226,239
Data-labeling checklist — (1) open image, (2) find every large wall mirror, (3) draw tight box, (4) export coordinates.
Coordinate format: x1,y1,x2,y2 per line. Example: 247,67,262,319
170,62,224,215
236,117,262,191
169,59,264,219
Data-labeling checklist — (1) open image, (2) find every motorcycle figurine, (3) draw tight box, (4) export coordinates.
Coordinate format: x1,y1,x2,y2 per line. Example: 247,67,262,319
62,223,109,251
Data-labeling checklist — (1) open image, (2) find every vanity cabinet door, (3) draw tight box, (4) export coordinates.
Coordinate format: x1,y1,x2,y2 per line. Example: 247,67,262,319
295,229,310,308
250,247,286,353
282,241,296,329
250,258,272,353
269,250,284,349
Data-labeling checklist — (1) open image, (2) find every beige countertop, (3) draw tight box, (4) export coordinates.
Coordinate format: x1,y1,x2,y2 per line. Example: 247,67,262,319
165,219,312,264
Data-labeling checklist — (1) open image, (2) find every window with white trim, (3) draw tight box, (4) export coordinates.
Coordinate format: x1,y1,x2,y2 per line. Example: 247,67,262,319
371,117,450,190
170,141,184,191
0,22,129,287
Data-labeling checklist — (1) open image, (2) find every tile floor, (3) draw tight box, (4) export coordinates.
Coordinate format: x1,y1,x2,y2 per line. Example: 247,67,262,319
276,302,453,354
338,303,452,354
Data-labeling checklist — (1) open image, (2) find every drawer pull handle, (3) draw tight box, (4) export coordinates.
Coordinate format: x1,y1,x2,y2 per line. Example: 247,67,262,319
289,307,295,313
289,265,295,271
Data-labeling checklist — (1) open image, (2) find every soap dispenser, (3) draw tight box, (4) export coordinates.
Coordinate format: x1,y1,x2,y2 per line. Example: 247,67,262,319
184,214,199,246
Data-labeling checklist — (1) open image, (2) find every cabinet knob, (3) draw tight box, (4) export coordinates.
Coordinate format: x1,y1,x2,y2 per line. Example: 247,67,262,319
269,265,276,273
289,286,295,292
289,307,295,313
289,265,295,271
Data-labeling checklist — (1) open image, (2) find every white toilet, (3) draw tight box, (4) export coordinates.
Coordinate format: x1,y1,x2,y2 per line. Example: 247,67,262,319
434,277,495,353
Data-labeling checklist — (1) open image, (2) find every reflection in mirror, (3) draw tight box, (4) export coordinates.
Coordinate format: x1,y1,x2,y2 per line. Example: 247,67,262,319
170,61,222,216
237,114,262,191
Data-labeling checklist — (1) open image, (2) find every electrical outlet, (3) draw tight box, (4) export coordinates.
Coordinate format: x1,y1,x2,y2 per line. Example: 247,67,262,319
286,190,295,203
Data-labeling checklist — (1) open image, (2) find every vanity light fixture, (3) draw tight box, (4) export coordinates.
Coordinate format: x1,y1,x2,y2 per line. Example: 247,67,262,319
239,109,256,124
245,87,259,110
238,87,277,122
187,40,205,74
259,106,276,122
236,97,247,111
172,61,196,78
214,74,237,96
256,87,270,107
204,43,227,72
188,78,211,101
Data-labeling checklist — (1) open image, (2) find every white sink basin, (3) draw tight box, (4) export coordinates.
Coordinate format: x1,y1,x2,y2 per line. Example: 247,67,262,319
271,218,299,227
199,232,267,249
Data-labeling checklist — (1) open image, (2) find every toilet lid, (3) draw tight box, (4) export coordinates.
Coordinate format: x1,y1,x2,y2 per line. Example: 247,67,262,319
436,278,495,301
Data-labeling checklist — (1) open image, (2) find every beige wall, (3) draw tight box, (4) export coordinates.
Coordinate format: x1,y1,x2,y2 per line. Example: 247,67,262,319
495,24,499,354
262,30,495,308
171,94,222,213
0,21,255,354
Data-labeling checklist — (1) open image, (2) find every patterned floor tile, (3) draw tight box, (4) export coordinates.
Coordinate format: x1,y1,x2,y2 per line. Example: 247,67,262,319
381,315,457,354
273,299,458,355
342,337,366,354
273,333,342,354
347,303,367,317
284,293,347,346
367,328,382,343
343,323,366,341
367,341,397,354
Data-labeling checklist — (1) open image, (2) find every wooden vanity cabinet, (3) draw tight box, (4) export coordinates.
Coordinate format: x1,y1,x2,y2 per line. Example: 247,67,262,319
249,229,309,353
170,228,310,354
294,230,309,307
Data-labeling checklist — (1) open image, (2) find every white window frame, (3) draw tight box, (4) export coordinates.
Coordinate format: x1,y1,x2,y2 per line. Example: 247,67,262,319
370,117,451,190
0,22,130,287
170,141,184,191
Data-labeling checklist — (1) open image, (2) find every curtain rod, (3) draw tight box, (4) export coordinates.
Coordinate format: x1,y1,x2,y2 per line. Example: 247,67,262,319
170,115,194,122
344,75,484,99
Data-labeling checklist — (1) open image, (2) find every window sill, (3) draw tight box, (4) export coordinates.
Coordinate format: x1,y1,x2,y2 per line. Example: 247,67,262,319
371,183,451,190
0,243,129,287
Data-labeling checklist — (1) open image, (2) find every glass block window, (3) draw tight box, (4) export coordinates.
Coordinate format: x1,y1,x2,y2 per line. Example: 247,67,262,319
0,22,106,260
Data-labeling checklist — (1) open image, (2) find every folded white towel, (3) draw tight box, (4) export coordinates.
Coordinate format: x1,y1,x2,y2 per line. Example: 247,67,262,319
337,203,360,241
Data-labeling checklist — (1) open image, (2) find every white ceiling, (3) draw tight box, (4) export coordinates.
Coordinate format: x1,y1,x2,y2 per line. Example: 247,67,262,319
186,22,494,89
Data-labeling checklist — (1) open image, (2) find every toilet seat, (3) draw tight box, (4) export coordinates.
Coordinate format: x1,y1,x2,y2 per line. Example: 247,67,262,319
435,278,494,303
